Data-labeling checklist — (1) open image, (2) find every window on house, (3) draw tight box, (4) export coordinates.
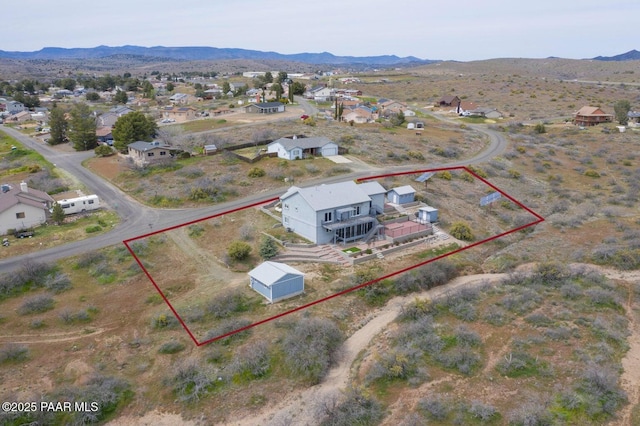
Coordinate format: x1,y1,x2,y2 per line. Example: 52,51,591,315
355,206,361,216
283,216,289,224
148,152,154,157
283,203,289,210
160,151,166,156
324,212,332,222
16,212,25,219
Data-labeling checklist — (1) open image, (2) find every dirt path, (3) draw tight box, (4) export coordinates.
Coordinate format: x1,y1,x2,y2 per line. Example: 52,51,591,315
0,326,111,344
230,273,504,426
230,265,640,426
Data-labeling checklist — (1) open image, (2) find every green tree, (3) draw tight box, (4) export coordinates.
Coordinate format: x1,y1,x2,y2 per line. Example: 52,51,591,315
85,92,101,102
259,237,279,260
166,82,175,92
114,89,128,104
290,81,306,96
271,83,283,100
391,110,405,126
613,100,631,125
534,123,546,134
48,106,68,145
142,80,155,98
51,202,65,225
449,222,474,241
95,144,114,157
112,111,158,152
276,71,288,84
264,72,273,83
68,103,97,151
222,81,231,95
227,241,252,261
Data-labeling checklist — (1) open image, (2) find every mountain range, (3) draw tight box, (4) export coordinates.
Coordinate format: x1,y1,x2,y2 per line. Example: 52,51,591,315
592,49,640,61
0,45,433,66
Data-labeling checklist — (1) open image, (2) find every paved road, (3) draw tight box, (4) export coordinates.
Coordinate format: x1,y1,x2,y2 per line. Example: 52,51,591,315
0,117,507,272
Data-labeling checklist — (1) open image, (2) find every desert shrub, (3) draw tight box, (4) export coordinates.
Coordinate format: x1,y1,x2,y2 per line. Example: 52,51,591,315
0,343,29,363
569,365,628,418
419,395,451,420
19,294,54,314
229,340,271,382
533,123,546,133
227,240,252,261
59,308,95,324
204,318,252,345
560,283,583,299
94,144,113,157
436,346,481,375
454,325,482,346
319,388,383,426
158,340,186,354
248,167,265,178
469,400,498,421
169,359,216,403
449,221,474,241
75,251,106,269
177,166,204,178
437,170,452,180
206,291,250,319
366,349,419,383
151,312,180,329
0,260,57,298
187,224,204,237
448,301,477,321
585,287,622,309
507,399,553,426
500,288,542,314
584,169,601,178
305,163,320,174
282,317,343,384
543,326,573,341
483,306,510,326
44,272,72,293
495,351,549,378
239,224,254,241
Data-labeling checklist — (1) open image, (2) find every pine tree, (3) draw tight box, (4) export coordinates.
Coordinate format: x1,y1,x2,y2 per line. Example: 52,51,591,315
51,203,65,225
259,237,279,260
48,106,68,145
68,103,97,151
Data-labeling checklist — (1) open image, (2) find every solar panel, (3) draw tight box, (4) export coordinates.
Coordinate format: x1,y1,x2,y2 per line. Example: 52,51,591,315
480,191,502,206
415,172,435,183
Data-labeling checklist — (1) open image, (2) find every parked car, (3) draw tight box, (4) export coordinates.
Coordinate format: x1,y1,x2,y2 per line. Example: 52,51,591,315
14,229,34,238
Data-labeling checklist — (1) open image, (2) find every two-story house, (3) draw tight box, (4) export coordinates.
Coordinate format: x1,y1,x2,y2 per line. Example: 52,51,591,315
280,181,387,244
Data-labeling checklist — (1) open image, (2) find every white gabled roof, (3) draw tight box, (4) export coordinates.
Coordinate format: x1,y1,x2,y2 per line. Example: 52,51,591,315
248,261,304,287
389,185,416,196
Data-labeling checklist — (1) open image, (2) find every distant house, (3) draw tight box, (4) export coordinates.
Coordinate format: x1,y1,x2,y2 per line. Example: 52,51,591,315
7,111,32,123
162,106,197,123
0,182,54,235
243,102,285,114
457,101,478,115
248,261,305,303
379,100,407,115
96,127,114,145
6,100,25,114
343,105,376,123
387,185,416,204
574,106,613,126
628,111,640,127
169,93,189,104
305,85,334,101
127,141,177,167
97,106,133,128
267,136,339,160
280,180,387,244
468,107,503,119
439,95,461,107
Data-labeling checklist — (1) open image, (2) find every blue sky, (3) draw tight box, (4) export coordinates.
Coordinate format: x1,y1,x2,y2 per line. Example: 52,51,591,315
3,0,638,61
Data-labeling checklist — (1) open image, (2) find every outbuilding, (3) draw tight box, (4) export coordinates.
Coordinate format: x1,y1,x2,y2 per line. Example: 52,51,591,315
387,185,416,204
248,261,304,303
418,206,438,223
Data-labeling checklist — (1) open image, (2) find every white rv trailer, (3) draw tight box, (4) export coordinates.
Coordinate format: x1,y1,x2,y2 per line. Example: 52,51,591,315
57,194,100,215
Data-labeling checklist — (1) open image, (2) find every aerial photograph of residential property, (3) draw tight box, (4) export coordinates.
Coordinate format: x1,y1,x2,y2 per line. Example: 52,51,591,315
0,1,639,425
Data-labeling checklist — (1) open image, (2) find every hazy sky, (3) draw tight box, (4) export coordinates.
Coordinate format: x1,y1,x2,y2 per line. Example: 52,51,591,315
3,0,638,61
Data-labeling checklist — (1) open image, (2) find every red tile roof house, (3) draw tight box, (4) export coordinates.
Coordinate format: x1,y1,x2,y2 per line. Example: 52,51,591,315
573,106,613,126
0,182,55,235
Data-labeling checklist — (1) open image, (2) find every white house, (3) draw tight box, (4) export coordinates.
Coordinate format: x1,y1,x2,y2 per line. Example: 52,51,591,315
267,136,338,160
0,182,54,235
248,261,305,303
5,101,25,114
280,180,387,244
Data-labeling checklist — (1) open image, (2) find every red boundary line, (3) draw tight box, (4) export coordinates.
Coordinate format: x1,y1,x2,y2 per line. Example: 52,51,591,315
123,166,544,346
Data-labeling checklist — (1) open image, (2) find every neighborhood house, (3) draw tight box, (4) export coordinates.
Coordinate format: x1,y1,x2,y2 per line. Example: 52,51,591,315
248,261,305,303
243,102,285,114
574,106,613,126
0,182,54,235
127,141,177,167
267,136,339,160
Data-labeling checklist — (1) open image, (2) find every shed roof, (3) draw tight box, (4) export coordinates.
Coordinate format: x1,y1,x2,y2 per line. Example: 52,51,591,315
389,185,416,195
358,181,387,196
128,141,173,152
248,261,304,286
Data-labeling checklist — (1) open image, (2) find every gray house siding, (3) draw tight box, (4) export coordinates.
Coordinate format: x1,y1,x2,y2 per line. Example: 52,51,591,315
248,262,304,303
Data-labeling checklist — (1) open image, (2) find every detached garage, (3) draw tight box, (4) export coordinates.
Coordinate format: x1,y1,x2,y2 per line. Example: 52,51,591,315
248,261,305,303
267,136,339,160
